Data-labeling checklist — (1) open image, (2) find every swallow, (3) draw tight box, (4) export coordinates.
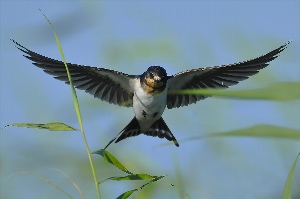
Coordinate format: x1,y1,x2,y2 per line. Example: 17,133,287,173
11,39,290,148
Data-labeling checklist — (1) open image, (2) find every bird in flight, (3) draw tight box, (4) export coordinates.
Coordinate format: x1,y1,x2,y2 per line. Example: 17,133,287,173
11,39,290,148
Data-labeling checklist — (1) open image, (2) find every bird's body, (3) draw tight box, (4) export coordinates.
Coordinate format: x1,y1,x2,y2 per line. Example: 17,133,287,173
132,78,167,129
12,39,290,148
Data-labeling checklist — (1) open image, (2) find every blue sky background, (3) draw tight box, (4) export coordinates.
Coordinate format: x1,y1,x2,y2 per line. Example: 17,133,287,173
1,1,300,199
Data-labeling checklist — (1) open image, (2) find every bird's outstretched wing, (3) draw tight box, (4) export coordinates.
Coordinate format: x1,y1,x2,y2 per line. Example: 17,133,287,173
12,39,137,107
167,41,290,109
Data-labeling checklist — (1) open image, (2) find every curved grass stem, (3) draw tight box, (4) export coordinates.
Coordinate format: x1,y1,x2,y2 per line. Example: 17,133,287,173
40,10,101,199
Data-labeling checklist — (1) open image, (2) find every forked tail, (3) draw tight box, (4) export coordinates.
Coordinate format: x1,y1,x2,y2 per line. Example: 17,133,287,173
104,117,179,149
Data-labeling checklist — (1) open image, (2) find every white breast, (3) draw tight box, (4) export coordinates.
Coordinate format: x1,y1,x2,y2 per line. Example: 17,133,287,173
129,79,168,130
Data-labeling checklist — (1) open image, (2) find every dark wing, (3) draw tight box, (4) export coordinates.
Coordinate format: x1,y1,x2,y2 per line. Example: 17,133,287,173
12,39,137,107
167,41,290,109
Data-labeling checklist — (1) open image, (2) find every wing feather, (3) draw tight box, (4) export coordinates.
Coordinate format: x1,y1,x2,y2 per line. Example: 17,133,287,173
167,41,290,109
12,39,136,107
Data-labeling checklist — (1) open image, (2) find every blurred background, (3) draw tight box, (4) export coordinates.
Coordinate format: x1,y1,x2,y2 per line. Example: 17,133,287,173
1,1,299,199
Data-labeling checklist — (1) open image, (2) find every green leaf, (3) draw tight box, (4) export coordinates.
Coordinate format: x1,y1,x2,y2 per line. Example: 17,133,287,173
140,175,165,189
6,122,77,131
115,175,165,199
92,149,132,174
168,82,300,101
116,189,137,199
109,174,156,181
195,125,300,140
282,153,300,199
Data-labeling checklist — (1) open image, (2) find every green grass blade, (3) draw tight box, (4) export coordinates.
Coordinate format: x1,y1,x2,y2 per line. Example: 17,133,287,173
184,125,300,142
39,10,83,128
108,174,156,181
140,175,166,189
116,189,137,199
40,10,101,199
168,82,300,101
282,153,300,199
93,149,132,174
115,175,165,199
206,125,300,139
4,122,78,131
94,149,165,198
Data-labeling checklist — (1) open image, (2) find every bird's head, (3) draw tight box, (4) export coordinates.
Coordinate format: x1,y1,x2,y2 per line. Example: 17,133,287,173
141,66,168,94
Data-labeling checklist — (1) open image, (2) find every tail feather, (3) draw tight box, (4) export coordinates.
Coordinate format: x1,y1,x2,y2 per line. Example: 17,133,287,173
115,118,141,143
104,117,179,149
146,117,179,147
104,117,141,149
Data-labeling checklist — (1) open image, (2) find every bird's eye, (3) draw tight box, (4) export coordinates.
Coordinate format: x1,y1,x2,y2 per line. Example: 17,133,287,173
149,72,154,78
